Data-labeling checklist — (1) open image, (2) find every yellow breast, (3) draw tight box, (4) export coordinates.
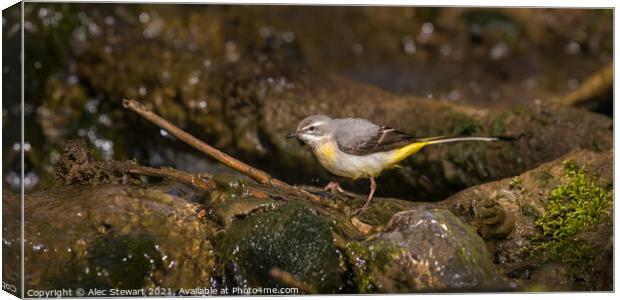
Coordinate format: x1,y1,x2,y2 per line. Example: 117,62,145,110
313,142,366,179
314,142,338,168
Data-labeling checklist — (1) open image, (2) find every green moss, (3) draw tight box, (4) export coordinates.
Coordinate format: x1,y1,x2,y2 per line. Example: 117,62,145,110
526,160,611,274
345,242,373,293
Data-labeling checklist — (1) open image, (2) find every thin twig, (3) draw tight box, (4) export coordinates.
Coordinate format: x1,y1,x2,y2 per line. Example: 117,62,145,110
127,165,216,190
269,267,317,294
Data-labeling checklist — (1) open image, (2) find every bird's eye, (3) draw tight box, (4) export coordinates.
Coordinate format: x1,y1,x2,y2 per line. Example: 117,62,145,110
308,126,316,131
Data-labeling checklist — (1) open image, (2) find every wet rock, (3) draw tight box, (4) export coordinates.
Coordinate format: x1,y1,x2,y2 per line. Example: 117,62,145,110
216,202,344,293
471,194,514,239
12,184,214,291
346,208,509,292
439,149,613,291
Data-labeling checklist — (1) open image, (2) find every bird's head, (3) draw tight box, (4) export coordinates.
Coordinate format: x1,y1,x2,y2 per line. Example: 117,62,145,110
288,114,333,148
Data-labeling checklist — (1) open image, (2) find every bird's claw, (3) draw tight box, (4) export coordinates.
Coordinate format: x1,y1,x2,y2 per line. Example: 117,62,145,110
352,202,371,216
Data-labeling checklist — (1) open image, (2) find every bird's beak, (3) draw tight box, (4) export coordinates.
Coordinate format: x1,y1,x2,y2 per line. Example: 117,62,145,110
287,132,298,139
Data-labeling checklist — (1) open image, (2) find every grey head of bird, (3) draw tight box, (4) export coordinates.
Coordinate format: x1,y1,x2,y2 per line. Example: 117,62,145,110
288,114,334,147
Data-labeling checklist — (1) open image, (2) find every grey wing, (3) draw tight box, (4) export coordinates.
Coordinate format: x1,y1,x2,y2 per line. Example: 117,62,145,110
334,118,415,156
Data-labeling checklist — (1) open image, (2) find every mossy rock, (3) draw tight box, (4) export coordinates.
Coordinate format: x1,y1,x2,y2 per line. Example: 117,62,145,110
52,233,165,289
439,149,613,291
524,159,612,288
16,184,214,291
347,208,509,292
217,202,343,293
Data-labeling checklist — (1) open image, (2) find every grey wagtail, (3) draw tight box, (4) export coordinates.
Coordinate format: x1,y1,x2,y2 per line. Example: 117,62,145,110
288,114,499,212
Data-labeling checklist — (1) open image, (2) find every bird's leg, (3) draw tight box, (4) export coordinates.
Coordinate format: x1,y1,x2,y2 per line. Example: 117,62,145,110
354,177,376,215
324,181,345,193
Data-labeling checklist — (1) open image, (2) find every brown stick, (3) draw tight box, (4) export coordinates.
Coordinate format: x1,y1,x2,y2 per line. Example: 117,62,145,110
269,267,317,294
561,63,613,107
127,165,216,190
123,99,288,187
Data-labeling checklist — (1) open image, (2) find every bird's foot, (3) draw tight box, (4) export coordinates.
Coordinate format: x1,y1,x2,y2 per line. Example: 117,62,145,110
353,201,371,216
353,177,376,216
324,181,345,193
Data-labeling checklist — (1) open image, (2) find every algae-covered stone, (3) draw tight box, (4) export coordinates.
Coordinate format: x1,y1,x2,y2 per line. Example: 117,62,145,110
19,184,214,291
439,149,613,291
217,202,343,293
347,208,509,292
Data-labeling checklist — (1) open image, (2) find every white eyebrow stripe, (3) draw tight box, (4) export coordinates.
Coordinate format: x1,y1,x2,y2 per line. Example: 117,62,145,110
301,121,326,131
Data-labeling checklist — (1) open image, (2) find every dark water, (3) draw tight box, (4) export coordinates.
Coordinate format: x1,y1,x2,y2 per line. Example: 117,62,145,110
2,4,613,192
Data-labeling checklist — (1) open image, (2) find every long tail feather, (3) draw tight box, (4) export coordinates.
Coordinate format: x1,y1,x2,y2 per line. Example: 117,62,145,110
390,136,498,165
420,136,499,145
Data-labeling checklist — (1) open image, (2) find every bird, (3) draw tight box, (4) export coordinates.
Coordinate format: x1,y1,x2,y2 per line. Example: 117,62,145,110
288,114,499,213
